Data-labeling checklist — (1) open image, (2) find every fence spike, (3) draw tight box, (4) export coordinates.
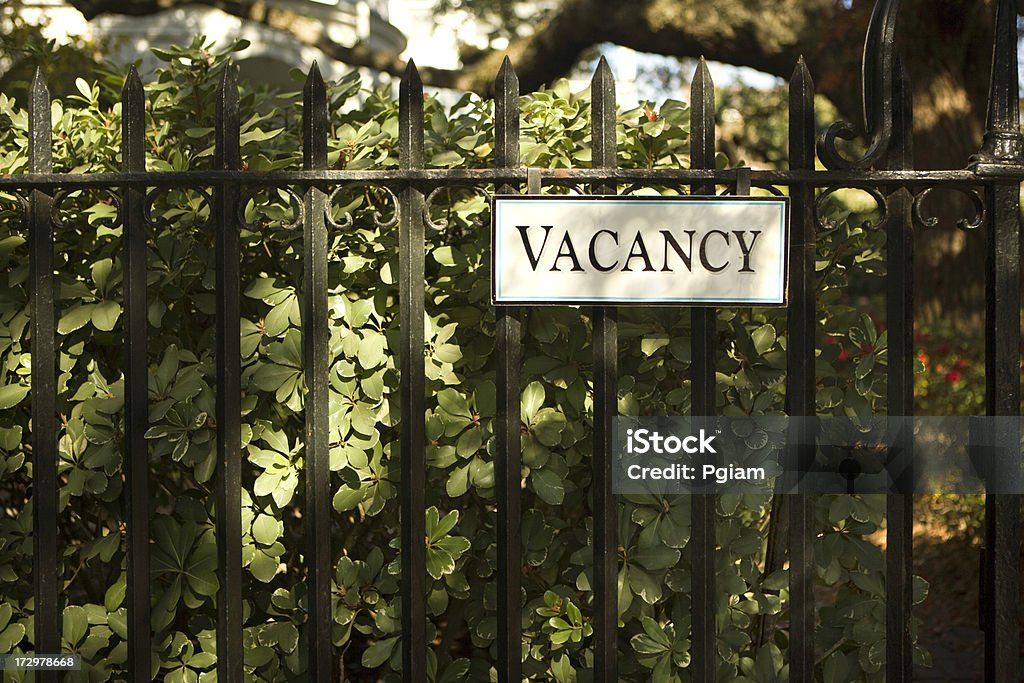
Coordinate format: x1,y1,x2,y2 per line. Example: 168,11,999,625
789,58,814,171
303,62,328,170
29,68,52,172
494,57,519,170
216,69,240,170
400,60,424,170
591,56,615,172
690,57,715,171
121,67,145,173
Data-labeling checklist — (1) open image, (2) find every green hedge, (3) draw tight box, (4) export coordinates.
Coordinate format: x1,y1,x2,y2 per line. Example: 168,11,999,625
0,38,926,682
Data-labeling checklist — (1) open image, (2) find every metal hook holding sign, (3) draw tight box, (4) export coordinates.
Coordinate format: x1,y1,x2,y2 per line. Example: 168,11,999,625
817,0,902,169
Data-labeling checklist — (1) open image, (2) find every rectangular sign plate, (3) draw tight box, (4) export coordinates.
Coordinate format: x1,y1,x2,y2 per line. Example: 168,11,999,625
491,195,790,306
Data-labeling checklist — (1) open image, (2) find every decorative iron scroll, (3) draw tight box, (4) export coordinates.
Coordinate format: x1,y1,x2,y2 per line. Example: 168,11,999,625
815,185,890,231
0,192,29,231
911,186,986,231
422,184,493,231
143,186,213,229
815,187,888,232
237,186,304,231
818,0,901,170
326,184,400,231
51,188,121,230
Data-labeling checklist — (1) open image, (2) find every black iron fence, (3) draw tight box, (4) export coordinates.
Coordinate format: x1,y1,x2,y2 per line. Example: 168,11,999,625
2,0,1023,680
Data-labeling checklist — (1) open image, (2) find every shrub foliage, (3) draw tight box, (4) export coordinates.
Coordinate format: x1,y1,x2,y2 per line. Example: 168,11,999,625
0,39,926,682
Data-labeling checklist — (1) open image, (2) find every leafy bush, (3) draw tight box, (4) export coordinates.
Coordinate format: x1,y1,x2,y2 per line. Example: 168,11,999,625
0,38,928,682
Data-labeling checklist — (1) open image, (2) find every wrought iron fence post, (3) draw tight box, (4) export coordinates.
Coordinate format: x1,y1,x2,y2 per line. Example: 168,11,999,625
785,56,816,682
970,1,1023,681
214,67,244,683
28,67,59,683
121,65,152,682
590,56,618,683
689,57,717,683
884,58,914,683
301,62,334,681
494,56,524,683
399,60,428,683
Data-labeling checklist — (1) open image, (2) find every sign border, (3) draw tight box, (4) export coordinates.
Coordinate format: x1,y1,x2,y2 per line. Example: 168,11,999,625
490,194,791,306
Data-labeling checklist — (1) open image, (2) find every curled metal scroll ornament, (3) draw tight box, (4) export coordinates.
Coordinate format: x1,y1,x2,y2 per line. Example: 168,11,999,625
325,184,399,231
814,185,890,231
621,183,686,197
0,192,30,230
719,183,787,197
422,184,493,231
237,186,304,231
911,187,985,231
541,181,587,196
51,188,122,230
144,186,213,229
817,0,901,170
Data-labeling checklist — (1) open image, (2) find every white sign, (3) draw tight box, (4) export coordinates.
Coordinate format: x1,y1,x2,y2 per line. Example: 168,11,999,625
492,195,789,305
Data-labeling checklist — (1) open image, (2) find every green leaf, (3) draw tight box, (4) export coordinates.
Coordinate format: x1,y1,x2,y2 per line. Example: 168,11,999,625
0,384,29,410
427,507,458,541
752,324,776,355
58,304,94,334
437,388,471,419
532,468,565,505
361,636,398,668
252,514,281,545
249,550,279,583
640,336,669,356
62,605,88,646
446,464,470,497
426,546,455,579
632,544,680,571
521,381,545,420
92,300,121,331
532,409,566,447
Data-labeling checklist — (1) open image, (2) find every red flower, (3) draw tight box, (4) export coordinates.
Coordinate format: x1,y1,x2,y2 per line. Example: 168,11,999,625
945,370,962,384
936,343,952,355
824,336,837,346
838,348,849,361
954,357,968,370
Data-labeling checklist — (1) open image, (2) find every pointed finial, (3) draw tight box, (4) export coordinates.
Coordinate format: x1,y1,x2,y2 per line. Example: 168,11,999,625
496,56,518,91
494,57,520,170
402,59,421,86
122,65,143,97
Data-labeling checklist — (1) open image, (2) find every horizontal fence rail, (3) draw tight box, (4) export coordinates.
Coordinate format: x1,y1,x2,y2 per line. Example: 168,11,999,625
2,0,1021,680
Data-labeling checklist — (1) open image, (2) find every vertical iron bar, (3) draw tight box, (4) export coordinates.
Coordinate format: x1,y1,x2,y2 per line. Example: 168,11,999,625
884,60,913,683
494,57,523,683
302,62,333,681
785,57,816,682
28,68,58,680
977,1,1023,680
214,68,243,683
689,57,717,683
121,66,151,682
590,56,618,683
984,192,1021,682
399,60,427,683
